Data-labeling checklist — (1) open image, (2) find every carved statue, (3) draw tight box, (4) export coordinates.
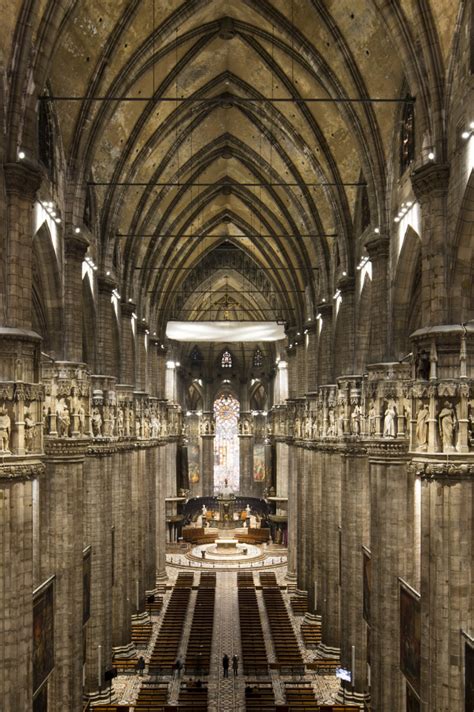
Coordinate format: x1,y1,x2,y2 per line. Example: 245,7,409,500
0,406,11,452
91,407,103,437
383,400,396,438
77,404,86,435
439,401,456,451
24,411,36,452
57,405,71,438
416,403,429,450
337,406,345,437
151,414,160,439
327,408,335,436
368,401,376,436
351,404,362,435
135,418,142,438
117,407,124,438
143,416,150,439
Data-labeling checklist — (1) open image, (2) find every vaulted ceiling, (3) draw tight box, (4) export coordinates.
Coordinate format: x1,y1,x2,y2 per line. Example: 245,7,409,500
3,0,462,338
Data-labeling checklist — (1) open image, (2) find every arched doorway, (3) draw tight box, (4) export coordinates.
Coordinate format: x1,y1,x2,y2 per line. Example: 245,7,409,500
213,393,240,494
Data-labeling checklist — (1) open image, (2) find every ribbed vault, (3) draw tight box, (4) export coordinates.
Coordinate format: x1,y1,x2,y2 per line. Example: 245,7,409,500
6,0,460,338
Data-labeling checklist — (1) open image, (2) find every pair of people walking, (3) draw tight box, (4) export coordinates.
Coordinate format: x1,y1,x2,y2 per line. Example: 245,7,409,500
222,654,238,677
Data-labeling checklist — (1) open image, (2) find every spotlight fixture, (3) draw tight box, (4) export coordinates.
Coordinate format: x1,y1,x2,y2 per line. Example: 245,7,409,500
18,150,25,160
428,151,435,160
75,227,81,234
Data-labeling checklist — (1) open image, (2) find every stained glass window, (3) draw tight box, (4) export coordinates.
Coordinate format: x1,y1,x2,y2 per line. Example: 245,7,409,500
191,345,202,363
400,98,415,174
213,394,240,494
221,349,233,368
253,348,264,368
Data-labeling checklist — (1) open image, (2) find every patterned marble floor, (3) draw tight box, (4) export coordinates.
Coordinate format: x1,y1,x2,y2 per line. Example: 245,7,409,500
104,556,341,710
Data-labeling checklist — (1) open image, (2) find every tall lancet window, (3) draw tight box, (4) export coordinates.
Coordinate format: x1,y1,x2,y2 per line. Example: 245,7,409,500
221,349,233,368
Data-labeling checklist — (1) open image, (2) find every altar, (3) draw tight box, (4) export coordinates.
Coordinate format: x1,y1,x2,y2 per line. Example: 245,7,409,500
214,538,238,552
216,493,236,529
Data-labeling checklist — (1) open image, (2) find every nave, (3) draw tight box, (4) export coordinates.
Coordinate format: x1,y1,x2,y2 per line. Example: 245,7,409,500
91,550,353,712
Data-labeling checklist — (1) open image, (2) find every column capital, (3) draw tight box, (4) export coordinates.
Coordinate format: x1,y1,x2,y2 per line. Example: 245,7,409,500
337,275,356,294
365,235,390,260
0,458,45,482
317,302,333,317
4,162,42,200
65,234,90,260
120,301,136,317
411,162,450,202
97,275,116,294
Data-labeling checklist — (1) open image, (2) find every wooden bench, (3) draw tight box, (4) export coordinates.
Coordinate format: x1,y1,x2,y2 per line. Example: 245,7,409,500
290,593,308,616
238,528,270,544
131,623,153,646
182,527,215,545
306,659,340,675
261,586,304,673
238,576,269,676
184,582,215,675
112,657,138,673
148,582,192,675
301,623,322,648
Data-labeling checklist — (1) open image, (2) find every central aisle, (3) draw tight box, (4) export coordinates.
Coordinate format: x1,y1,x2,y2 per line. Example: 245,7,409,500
208,572,245,712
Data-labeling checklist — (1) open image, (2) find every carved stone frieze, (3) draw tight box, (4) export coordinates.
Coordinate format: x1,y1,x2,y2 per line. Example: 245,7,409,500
408,459,474,482
0,459,46,482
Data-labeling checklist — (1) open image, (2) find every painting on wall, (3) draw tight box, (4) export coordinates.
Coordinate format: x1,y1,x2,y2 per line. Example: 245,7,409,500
400,581,421,695
465,637,474,712
406,683,420,712
188,442,200,484
33,682,48,712
362,547,371,625
253,443,266,481
83,546,91,625
33,577,55,695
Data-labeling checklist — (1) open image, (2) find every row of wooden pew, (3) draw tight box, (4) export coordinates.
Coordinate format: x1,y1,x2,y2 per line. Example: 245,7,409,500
290,592,308,616
260,572,304,675
148,572,193,674
238,571,269,676
184,572,216,675
182,527,215,545
238,527,270,544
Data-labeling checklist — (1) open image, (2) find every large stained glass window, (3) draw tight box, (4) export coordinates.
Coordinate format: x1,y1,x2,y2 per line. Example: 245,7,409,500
221,349,233,368
213,394,240,494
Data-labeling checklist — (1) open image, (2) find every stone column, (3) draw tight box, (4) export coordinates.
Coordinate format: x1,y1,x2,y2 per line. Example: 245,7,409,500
130,447,147,614
83,447,113,696
309,447,323,616
368,442,414,712
305,324,318,393
276,440,289,497
286,443,297,583
201,425,214,497
119,302,135,387
239,431,253,495
319,446,342,656
3,162,41,329
337,446,370,705
136,322,148,393
418,466,473,712
111,446,133,648
41,439,87,712
97,276,117,378
0,463,41,712
334,277,355,376
144,446,157,591
411,163,450,326
365,236,389,363
155,444,167,582
64,235,90,363
317,303,334,385
296,445,307,593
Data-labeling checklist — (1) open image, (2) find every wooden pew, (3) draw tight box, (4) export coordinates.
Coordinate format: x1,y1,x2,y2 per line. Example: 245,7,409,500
306,659,340,675
290,593,308,616
301,623,322,648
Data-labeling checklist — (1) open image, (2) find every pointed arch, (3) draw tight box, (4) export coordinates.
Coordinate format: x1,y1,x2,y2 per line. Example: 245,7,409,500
32,222,63,357
392,225,422,357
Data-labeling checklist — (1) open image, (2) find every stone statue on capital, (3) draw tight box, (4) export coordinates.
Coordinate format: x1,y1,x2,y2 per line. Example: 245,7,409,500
0,405,11,453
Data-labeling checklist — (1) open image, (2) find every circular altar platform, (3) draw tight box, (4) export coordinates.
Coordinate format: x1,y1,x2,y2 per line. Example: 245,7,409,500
166,531,287,570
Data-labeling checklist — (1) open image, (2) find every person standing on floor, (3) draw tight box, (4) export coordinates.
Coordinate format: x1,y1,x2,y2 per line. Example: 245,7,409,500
137,656,145,676
222,653,229,678
232,654,239,676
